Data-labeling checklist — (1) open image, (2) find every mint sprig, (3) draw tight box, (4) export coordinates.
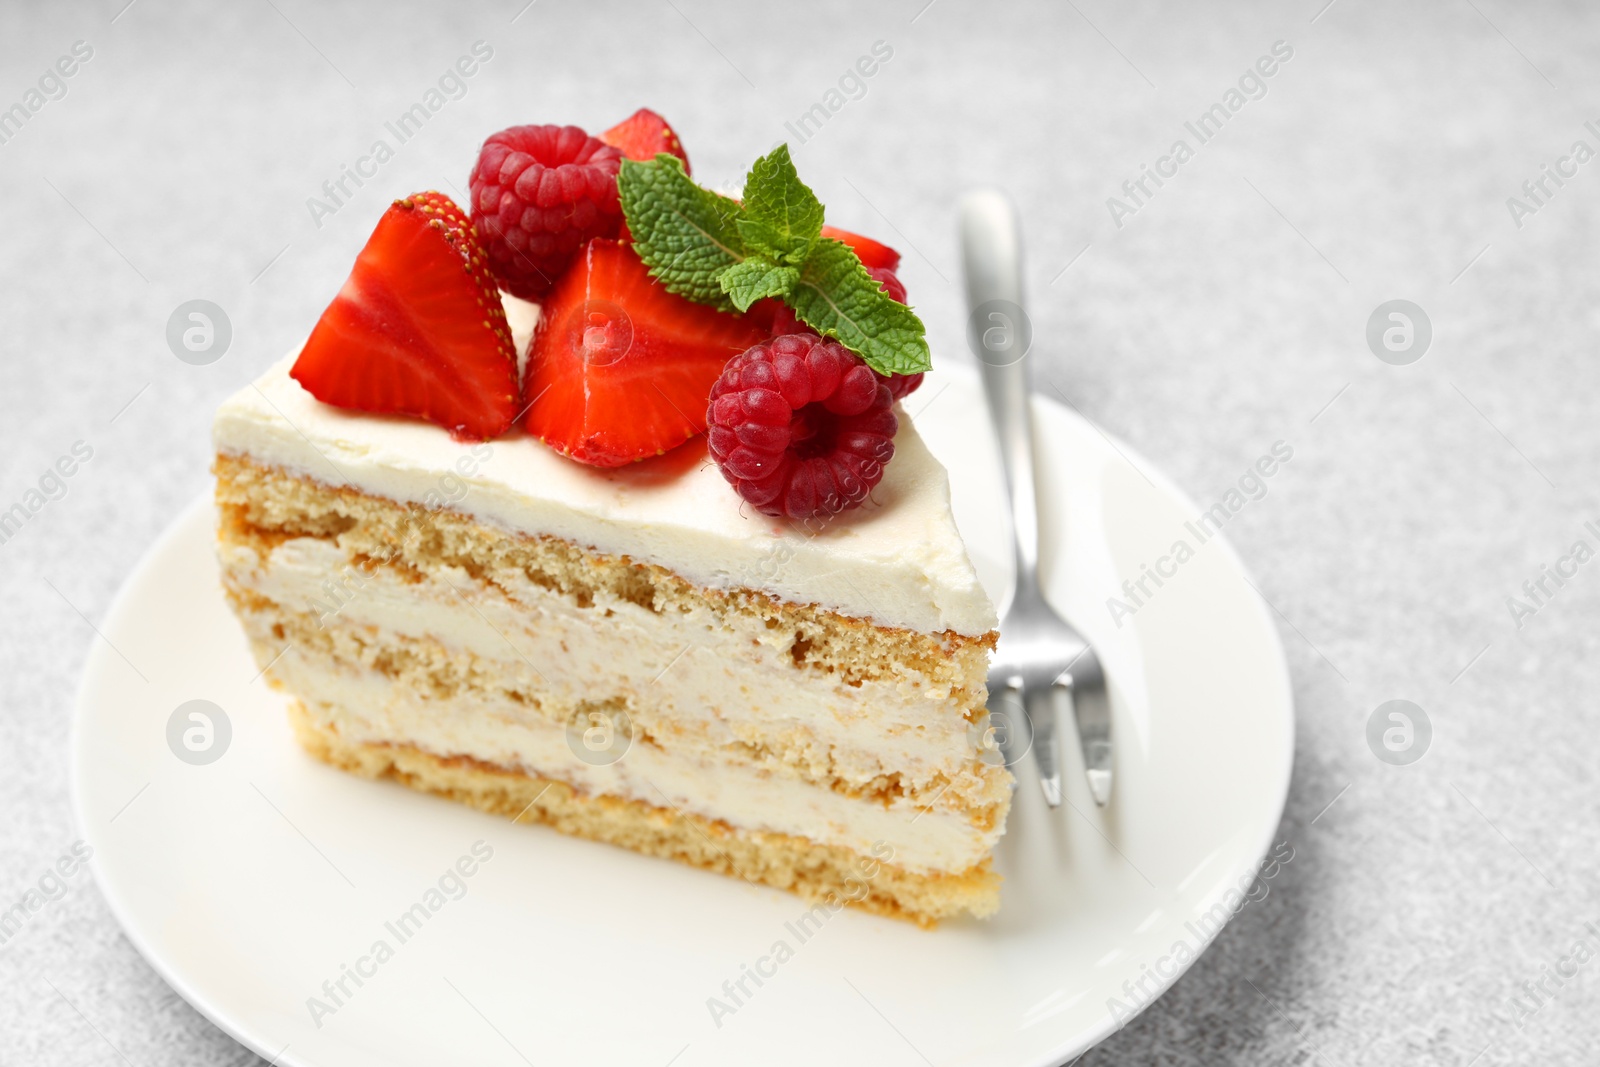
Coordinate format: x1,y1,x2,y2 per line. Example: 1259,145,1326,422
618,145,931,377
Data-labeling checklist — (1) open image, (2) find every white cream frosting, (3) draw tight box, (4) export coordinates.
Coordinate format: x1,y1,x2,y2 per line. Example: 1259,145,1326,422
224,534,994,789
222,505,1007,874
290,665,994,874
212,299,997,636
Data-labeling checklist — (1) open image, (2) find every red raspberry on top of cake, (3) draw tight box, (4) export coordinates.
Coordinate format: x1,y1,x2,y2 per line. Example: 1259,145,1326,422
707,334,898,520
468,125,625,298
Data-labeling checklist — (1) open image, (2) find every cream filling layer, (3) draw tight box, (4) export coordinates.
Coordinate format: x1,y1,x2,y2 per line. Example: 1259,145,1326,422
224,536,995,797
211,315,998,637
276,650,998,874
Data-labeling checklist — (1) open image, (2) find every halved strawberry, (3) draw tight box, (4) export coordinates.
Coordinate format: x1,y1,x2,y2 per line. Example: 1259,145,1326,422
600,108,691,173
821,224,900,271
291,192,517,440
525,239,768,466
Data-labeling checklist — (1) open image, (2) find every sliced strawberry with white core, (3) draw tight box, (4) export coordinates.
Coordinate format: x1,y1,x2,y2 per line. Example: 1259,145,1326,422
523,239,769,467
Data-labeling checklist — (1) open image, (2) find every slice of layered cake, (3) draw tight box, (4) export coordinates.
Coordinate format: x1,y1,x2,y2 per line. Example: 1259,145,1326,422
213,112,1010,925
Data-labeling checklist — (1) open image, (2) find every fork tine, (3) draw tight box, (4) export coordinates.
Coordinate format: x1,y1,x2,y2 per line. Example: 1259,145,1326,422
1059,662,1113,806
984,680,1031,775
1022,685,1063,808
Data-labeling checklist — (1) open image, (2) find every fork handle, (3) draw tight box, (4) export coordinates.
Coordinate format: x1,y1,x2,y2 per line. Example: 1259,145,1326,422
959,191,1041,596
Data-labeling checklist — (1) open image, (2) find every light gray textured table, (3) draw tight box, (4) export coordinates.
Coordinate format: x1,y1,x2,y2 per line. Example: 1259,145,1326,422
3,1,1596,1063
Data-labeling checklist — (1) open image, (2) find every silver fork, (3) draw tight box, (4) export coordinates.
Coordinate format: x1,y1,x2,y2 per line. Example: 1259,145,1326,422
959,190,1113,808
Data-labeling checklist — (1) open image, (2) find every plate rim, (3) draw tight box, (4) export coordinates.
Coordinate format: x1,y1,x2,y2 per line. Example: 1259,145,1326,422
69,492,294,1062
1013,394,1296,1064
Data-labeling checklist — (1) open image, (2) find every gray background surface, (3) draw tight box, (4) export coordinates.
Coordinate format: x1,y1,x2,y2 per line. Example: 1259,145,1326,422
2,0,1597,1063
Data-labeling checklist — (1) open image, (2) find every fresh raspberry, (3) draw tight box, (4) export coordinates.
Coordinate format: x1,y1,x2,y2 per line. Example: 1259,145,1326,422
866,265,906,304
764,301,813,339
468,125,624,299
880,370,923,402
707,334,898,521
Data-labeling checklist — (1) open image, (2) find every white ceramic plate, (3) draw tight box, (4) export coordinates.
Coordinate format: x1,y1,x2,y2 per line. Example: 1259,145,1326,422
72,369,1293,1067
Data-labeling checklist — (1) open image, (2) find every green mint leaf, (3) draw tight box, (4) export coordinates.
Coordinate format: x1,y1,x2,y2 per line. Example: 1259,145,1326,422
719,258,800,312
618,155,746,311
617,147,933,380
788,239,931,376
737,144,824,265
